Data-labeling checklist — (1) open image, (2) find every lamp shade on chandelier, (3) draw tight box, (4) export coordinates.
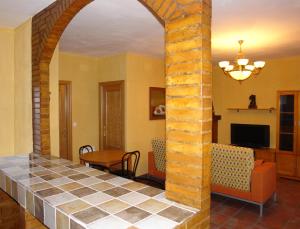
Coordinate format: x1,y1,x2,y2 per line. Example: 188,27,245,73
218,40,265,82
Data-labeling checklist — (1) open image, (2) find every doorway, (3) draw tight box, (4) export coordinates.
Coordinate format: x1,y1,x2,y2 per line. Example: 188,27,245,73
59,81,72,160
99,80,125,150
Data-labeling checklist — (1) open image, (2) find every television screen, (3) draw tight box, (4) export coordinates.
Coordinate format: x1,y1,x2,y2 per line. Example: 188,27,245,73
231,123,270,148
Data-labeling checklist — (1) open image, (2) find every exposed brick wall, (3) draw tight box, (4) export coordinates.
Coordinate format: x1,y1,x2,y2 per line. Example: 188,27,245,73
32,0,212,227
32,0,92,154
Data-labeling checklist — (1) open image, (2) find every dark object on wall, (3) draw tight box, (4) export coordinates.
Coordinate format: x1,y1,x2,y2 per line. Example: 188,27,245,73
248,94,257,109
212,113,221,143
231,123,270,148
149,87,166,120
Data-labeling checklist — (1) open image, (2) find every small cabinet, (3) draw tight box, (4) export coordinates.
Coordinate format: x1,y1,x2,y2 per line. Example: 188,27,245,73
276,91,300,180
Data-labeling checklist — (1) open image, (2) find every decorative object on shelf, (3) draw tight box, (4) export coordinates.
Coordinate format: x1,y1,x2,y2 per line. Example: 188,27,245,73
248,94,257,109
218,40,266,82
149,87,165,120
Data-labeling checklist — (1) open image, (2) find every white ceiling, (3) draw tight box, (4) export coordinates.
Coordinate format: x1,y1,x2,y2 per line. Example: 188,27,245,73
0,0,55,28
0,0,300,60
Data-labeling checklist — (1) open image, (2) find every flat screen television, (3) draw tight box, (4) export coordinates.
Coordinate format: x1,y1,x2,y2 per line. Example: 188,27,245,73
231,123,270,148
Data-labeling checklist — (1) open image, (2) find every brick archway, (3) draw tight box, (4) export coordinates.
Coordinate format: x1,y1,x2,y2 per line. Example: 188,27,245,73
32,0,212,225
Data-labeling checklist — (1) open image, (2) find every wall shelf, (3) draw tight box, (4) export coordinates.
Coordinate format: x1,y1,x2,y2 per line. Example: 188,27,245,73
227,107,276,113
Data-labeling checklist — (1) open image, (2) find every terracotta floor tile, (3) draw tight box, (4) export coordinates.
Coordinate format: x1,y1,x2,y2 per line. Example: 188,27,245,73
211,179,300,228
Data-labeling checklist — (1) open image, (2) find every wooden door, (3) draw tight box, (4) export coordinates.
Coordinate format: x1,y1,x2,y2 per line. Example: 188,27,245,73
59,81,72,160
99,81,124,150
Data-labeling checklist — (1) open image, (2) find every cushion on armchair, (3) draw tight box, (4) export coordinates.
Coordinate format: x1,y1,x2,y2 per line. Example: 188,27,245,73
212,143,254,192
151,138,166,173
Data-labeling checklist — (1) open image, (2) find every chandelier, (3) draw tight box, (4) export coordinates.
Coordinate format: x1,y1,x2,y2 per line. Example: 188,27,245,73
218,40,265,81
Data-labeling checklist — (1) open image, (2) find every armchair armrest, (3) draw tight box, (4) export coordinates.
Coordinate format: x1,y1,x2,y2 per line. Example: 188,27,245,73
251,162,276,203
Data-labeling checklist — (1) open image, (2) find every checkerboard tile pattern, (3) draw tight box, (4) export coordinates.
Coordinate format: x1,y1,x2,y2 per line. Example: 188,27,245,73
0,154,200,229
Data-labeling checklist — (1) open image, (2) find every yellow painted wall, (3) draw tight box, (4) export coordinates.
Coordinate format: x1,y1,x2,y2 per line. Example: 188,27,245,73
14,20,33,154
125,53,165,175
58,52,165,174
0,28,15,155
59,52,100,162
50,46,60,157
213,55,300,148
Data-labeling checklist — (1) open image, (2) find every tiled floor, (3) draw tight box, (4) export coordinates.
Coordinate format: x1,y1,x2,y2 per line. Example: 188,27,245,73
211,178,300,229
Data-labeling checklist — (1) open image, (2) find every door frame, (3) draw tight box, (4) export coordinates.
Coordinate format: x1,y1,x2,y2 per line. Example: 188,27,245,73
59,80,73,161
99,80,125,150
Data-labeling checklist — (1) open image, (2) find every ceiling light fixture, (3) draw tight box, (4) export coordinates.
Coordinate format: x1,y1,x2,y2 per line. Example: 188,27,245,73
218,40,265,82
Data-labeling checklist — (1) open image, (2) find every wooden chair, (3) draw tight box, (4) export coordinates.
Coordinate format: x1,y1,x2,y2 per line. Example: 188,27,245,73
110,151,140,179
79,145,93,155
79,145,105,171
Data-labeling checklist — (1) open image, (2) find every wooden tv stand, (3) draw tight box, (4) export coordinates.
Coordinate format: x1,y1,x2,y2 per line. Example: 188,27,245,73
254,148,276,162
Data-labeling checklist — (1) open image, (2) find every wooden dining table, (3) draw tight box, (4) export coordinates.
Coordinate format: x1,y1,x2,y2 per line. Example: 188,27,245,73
79,149,126,169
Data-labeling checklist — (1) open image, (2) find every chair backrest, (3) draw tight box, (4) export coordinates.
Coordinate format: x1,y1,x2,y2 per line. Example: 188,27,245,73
211,143,254,192
79,145,93,155
121,151,140,179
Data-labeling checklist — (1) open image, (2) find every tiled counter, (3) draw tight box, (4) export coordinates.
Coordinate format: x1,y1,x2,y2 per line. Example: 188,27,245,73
0,154,200,229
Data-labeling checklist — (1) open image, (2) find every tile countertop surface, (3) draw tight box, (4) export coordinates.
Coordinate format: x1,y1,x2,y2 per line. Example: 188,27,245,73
0,154,200,229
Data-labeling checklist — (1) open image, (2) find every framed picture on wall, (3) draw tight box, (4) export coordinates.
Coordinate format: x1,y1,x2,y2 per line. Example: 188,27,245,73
149,87,166,120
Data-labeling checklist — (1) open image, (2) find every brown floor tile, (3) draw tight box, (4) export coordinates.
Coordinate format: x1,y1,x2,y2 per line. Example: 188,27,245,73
70,187,97,198
43,163,60,169
103,187,130,197
67,164,84,169
36,187,64,198
86,170,105,177
32,170,53,177
137,199,169,213
70,219,85,229
72,207,108,224
40,173,62,181
26,190,34,215
121,181,147,191
34,196,44,223
91,182,115,191
68,174,90,181
56,210,69,229
59,169,79,176
30,182,53,192
116,206,151,224
158,206,193,223
137,186,164,197
57,199,91,215
98,199,130,214
59,182,84,191
96,173,117,181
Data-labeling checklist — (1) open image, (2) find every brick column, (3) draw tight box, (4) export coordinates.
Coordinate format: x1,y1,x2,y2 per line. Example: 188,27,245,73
165,0,212,227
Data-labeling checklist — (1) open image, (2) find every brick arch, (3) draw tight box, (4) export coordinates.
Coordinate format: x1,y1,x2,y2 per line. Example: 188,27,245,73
32,0,212,222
